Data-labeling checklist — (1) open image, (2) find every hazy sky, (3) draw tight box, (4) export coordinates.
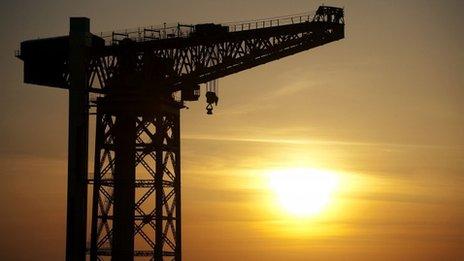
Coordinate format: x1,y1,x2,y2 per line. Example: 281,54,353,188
1,0,463,260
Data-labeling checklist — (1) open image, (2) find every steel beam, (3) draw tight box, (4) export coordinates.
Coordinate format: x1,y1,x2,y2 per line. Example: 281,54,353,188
66,17,91,261
112,114,136,260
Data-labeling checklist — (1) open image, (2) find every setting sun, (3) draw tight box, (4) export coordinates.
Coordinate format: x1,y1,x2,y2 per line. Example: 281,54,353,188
268,168,339,217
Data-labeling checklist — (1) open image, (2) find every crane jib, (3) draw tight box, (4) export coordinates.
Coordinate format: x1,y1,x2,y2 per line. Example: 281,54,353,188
17,6,344,97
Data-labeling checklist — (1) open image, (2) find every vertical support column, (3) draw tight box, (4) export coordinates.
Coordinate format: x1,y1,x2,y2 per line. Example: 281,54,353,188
155,115,164,260
67,17,90,261
112,114,136,261
90,111,103,261
153,111,181,261
91,108,180,260
174,113,182,261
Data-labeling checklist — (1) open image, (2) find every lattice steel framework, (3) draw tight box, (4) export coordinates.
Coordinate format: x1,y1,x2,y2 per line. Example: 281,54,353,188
89,110,181,261
16,5,344,261
79,20,345,94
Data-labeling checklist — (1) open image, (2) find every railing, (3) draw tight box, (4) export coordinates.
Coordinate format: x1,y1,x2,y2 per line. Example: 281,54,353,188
97,11,315,46
98,23,195,45
223,11,315,32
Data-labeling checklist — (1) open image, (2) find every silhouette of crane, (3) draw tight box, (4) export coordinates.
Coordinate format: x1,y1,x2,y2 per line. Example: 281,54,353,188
16,5,344,261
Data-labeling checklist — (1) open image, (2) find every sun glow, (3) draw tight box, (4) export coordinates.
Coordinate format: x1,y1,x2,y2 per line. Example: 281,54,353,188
268,168,339,217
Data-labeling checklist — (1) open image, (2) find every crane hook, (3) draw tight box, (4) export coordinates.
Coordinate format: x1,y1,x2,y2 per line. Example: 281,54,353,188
205,80,219,115
205,91,218,114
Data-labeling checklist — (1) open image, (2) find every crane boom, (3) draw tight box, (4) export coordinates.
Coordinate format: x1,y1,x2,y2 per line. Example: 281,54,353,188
18,6,343,95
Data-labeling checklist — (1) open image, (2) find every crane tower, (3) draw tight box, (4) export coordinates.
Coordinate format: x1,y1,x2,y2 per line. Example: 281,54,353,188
16,5,344,261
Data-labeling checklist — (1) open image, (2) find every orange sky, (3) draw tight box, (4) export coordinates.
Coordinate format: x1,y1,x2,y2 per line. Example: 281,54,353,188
1,0,463,260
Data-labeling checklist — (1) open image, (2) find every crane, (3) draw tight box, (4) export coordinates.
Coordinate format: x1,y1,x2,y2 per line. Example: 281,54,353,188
16,5,344,261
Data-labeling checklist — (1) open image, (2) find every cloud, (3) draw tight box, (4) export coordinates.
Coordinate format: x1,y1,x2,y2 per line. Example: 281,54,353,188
182,133,455,150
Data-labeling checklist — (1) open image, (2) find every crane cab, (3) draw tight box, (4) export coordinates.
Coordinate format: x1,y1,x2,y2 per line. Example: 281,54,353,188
181,83,201,101
191,23,229,37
